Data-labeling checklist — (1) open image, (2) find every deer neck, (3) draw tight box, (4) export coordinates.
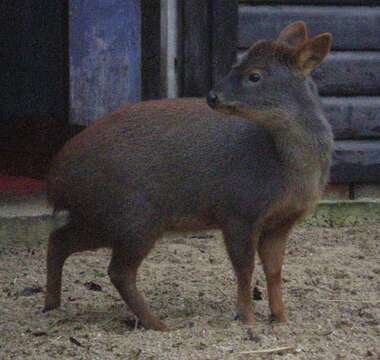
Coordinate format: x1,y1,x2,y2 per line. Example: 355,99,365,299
266,107,333,186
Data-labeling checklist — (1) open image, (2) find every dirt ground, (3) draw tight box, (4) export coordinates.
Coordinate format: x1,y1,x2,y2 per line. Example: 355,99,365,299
0,225,379,359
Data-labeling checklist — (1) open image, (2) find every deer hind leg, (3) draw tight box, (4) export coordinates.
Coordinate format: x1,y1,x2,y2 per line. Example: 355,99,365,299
107,231,168,331
223,219,259,326
258,220,296,323
44,220,105,312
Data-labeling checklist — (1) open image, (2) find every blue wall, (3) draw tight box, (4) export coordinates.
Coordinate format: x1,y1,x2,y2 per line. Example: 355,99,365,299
69,0,141,125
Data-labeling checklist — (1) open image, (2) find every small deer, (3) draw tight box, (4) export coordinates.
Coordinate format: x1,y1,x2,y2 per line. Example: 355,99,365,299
44,22,333,331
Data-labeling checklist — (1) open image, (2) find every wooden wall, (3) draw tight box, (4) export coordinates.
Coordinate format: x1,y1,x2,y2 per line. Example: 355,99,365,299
2,1,379,184
179,0,380,183
237,1,380,183
178,0,239,97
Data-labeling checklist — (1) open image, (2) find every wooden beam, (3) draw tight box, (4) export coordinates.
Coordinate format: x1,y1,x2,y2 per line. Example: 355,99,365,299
330,140,380,183
323,97,380,140
240,1,379,5
314,52,380,96
179,0,239,96
141,0,161,100
210,0,239,85
179,0,211,97
239,5,380,50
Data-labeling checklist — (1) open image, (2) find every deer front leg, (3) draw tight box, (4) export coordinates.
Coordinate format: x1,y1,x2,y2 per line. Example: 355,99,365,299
258,221,296,323
223,219,259,326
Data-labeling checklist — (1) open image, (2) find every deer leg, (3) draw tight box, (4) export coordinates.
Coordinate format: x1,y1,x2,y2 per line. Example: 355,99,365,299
258,221,295,323
44,221,104,311
223,219,259,326
108,234,168,331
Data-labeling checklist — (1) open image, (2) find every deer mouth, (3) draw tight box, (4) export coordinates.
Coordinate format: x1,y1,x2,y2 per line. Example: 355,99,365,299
212,101,243,116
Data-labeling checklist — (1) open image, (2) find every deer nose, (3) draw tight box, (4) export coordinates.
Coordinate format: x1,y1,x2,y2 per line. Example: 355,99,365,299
207,91,219,108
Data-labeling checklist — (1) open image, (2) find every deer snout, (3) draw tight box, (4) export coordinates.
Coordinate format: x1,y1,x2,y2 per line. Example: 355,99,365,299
207,91,219,108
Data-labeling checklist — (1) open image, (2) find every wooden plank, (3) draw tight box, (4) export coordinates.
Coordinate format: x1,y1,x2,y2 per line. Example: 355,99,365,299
322,97,380,140
211,0,239,85
330,141,380,183
240,1,379,5
142,0,161,100
180,0,211,97
69,0,141,125
239,5,380,50
314,52,380,96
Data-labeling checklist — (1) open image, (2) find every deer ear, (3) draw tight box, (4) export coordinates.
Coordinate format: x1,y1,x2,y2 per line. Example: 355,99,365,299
295,33,332,75
278,21,308,47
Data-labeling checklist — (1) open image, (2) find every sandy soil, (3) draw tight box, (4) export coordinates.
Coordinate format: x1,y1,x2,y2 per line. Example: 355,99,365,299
0,225,379,359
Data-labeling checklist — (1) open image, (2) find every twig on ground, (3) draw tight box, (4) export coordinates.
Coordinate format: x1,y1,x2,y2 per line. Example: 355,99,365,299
239,345,295,355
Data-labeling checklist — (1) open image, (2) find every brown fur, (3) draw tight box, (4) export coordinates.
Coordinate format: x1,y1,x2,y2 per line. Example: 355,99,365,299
44,22,333,331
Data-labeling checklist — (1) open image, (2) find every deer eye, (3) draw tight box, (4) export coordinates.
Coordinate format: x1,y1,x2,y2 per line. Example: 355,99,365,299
248,73,261,83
